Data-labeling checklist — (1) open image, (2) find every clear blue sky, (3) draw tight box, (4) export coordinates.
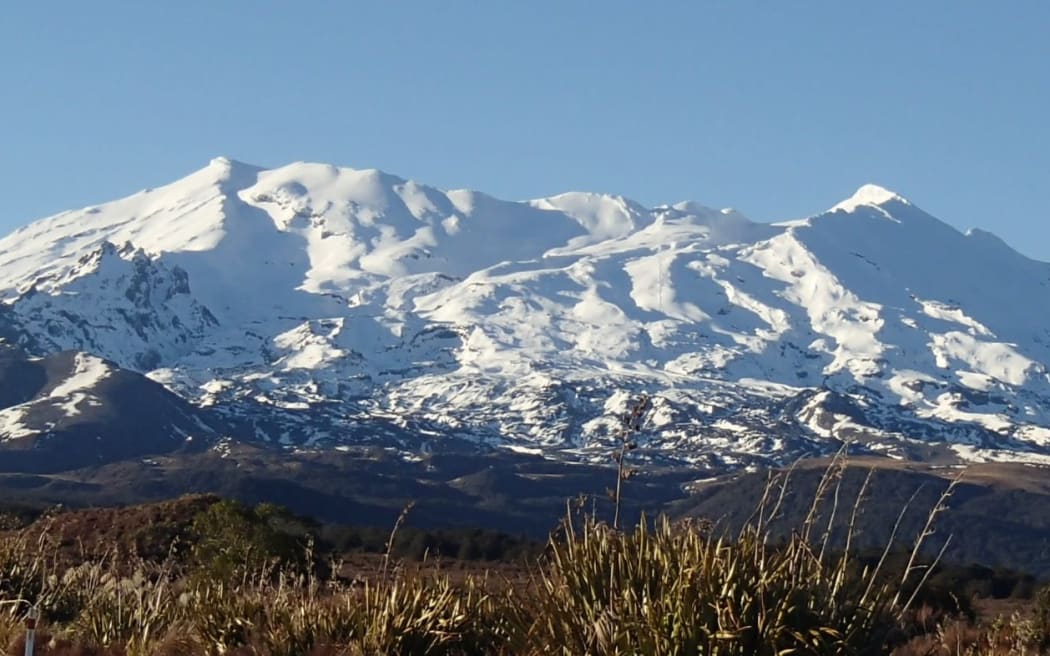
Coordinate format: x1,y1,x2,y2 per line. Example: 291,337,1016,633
2,2,1048,258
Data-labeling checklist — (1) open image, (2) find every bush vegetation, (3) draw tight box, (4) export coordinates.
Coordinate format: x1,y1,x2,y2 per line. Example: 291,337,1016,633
0,460,1047,654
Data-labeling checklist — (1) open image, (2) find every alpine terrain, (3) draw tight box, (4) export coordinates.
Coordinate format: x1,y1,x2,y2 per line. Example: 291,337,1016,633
1,157,1049,483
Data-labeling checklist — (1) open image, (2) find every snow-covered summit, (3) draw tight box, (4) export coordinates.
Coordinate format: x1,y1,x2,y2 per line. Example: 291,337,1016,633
2,159,1049,472
830,183,909,213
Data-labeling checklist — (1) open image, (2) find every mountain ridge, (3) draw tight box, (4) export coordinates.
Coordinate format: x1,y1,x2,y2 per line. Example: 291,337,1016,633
2,158,1049,474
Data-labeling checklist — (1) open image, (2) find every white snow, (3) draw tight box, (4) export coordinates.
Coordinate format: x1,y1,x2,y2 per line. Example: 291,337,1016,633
48,354,111,399
830,184,908,213
48,363,108,417
929,332,1034,386
0,406,36,441
919,299,994,337
3,159,1050,468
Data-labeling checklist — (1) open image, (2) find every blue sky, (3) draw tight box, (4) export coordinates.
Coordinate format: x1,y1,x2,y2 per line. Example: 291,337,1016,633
2,2,1048,258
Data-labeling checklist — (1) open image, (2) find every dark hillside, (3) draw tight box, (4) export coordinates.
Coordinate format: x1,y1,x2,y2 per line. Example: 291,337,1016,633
672,458,1050,577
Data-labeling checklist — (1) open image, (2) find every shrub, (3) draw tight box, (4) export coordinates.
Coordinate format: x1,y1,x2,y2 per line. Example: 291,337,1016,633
189,500,314,584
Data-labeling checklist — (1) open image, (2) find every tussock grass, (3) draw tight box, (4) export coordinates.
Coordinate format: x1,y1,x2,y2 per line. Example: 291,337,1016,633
0,454,1044,655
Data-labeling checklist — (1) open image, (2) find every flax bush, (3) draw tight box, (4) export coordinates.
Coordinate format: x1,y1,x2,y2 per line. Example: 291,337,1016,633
0,530,82,626
509,514,899,655
177,567,498,655
65,565,182,655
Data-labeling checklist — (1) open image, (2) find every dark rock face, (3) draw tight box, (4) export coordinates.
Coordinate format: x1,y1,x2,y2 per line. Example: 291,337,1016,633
0,347,219,473
0,345,47,408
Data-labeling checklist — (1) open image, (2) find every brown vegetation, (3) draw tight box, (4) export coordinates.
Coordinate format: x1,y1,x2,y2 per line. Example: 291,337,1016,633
1,458,1049,654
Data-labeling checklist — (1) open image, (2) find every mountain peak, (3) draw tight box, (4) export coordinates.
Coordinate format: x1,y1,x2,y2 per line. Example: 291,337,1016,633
830,184,909,213
203,156,264,186
208,155,257,170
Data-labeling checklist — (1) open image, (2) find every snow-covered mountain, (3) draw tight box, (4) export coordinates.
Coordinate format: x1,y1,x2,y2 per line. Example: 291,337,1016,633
3,158,1050,472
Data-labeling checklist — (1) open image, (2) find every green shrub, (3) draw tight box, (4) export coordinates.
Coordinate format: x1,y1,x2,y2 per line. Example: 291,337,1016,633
189,500,314,583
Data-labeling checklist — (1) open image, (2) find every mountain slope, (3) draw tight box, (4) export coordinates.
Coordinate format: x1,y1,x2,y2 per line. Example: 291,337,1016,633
1,160,1049,472
0,346,217,471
